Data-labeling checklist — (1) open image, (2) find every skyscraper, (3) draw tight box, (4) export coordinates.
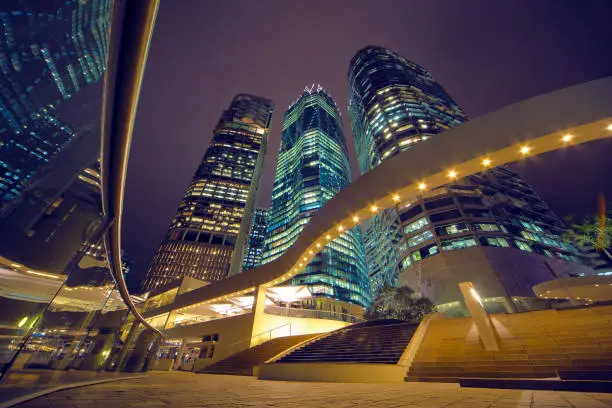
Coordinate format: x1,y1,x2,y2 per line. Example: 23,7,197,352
348,45,468,294
242,207,269,270
263,85,371,309
141,94,274,292
348,46,592,312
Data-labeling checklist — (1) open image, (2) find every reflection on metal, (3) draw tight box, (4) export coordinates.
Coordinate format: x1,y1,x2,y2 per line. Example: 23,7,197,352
100,0,162,337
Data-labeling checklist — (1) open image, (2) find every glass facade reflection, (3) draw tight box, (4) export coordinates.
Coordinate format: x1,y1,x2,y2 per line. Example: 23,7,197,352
348,46,592,301
263,85,371,308
0,0,112,208
0,0,161,391
141,95,274,292
242,207,269,270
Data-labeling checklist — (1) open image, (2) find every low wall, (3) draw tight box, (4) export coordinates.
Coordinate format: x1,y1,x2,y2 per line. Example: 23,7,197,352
258,363,407,383
152,359,174,371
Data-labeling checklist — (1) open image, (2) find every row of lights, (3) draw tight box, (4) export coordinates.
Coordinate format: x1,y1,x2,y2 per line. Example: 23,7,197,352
286,125,612,283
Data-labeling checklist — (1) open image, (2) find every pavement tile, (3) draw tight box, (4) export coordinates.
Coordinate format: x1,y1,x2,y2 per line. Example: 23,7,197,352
11,373,612,408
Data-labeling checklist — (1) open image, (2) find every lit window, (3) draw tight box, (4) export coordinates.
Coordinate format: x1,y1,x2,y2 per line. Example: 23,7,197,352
482,237,510,248
441,237,478,251
407,230,434,248
436,223,469,236
472,223,501,232
514,240,533,252
404,216,428,234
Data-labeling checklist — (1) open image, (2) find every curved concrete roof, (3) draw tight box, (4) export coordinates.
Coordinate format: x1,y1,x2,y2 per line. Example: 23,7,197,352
145,77,612,317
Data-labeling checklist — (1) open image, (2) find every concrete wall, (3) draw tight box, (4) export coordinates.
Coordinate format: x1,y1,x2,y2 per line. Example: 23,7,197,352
399,246,593,312
163,310,349,369
251,313,349,346
258,362,407,383
152,359,174,371
164,313,254,367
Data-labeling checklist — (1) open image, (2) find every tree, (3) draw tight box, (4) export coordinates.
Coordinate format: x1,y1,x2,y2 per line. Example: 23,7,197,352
563,213,612,262
365,284,434,322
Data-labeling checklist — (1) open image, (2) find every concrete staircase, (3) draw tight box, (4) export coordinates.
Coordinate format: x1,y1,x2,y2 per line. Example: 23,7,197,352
406,305,612,382
274,320,419,364
197,334,316,376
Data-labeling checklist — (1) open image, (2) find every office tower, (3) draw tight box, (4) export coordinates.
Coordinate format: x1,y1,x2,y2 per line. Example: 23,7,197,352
0,0,113,209
263,84,371,308
348,45,468,294
141,94,274,292
348,46,592,313
242,208,269,270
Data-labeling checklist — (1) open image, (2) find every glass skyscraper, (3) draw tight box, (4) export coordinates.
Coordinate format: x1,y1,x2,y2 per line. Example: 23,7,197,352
263,85,371,308
141,94,274,292
242,207,269,270
349,46,591,311
348,45,468,294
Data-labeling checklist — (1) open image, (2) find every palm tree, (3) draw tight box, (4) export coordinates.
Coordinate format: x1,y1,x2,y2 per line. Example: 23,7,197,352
563,214,612,261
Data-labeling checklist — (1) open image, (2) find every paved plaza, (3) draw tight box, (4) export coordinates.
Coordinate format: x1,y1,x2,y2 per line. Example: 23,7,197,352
13,372,612,408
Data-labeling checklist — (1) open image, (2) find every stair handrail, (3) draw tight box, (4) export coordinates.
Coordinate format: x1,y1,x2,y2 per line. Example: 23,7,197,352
264,329,339,364
227,323,292,354
263,305,365,323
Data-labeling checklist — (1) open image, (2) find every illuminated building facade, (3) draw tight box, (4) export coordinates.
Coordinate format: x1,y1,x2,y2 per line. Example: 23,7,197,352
263,85,371,308
348,45,468,294
141,94,274,292
242,208,269,270
349,46,592,309
0,0,112,209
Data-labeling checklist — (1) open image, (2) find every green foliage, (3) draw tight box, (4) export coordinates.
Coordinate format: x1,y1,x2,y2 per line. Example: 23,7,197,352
563,213,612,259
365,284,434,322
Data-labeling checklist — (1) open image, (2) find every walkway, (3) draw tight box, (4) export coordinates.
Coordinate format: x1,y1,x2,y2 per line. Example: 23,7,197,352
13,372,612,408
0,370,142,406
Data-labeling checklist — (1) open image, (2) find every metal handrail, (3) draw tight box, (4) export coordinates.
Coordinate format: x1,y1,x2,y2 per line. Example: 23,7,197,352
226,323,292,353
100,0,162,338
263,305,364,323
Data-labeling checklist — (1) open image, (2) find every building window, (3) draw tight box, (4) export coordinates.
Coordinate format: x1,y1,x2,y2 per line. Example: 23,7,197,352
514,240,533,252
456,196,483,205
429,209,462,223
401,255,412,269
481,237,510,248
424,197,455,210
407,229,434,247
472,222,501,232
404,216,428,234
436,222,469,237
463,208,492,218
520,230,538,241
441,237,477,251
412,243,439,262
398,205,423,222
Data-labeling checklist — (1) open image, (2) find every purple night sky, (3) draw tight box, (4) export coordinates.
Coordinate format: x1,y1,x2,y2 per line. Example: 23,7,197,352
123,0,612,290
